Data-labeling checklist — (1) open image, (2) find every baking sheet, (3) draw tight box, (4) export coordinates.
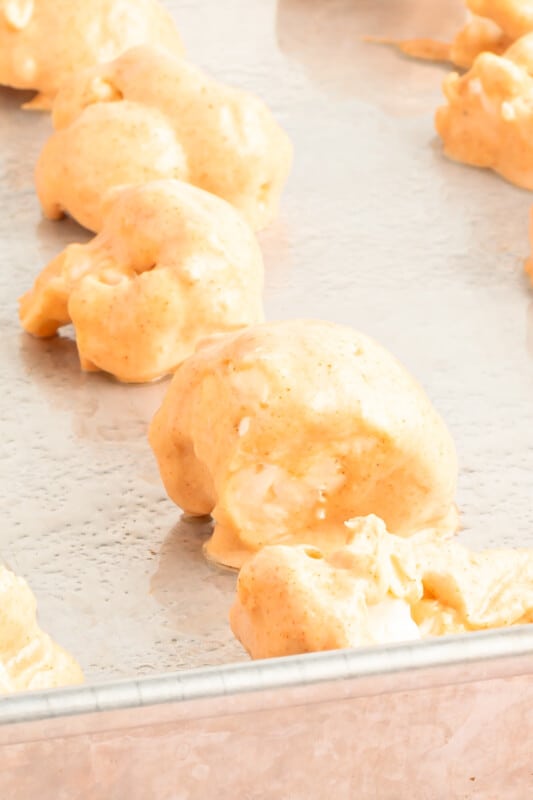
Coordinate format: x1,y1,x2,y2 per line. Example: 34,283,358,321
0,0,532,686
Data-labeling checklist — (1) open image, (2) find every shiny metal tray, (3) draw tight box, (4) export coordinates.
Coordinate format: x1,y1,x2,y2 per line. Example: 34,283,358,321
0,0,532,797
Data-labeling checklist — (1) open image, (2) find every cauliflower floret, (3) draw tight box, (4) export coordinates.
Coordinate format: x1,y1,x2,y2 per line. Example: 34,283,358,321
149,320,458,569
0,563,83,692
436,32,533,189
449,11,513,67
468,0,533,42
36,45,293,232
230,515,533,659
0,0,183,109
19,179,264,383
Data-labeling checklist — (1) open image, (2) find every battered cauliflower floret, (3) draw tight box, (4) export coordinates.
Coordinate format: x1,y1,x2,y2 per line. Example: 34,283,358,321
36,45,293,232
468,0,533,43
230,515,533,659
448,12,513,68
0,563,83,692
19,180,264,384
149,320,458,569
436,33,533,189
0,0,183,109
36,101,189,233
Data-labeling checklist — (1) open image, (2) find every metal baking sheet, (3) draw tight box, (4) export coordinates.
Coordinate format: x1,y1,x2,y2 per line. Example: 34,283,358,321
0,0,532,789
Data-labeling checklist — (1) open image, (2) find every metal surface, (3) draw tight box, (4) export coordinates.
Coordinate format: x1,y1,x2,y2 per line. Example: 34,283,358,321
0,0,532,796
0,631,532,799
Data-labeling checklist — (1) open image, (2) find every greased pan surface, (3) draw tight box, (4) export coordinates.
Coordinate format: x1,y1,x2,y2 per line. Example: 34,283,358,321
0,0,531,689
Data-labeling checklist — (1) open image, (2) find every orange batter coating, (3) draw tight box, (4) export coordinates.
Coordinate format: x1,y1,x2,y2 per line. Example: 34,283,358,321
0,0,183,109
149,320,458,569
436,33,533,189
467,0,533,43
0,563,83,693
19,180,264,384
230,515,533,659
36,45,292,232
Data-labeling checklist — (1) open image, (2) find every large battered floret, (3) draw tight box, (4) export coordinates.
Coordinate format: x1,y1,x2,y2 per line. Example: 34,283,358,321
230,515,533,659
0,0,183,109
20,180,264,383
36,46,292,231
149,320,458,568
